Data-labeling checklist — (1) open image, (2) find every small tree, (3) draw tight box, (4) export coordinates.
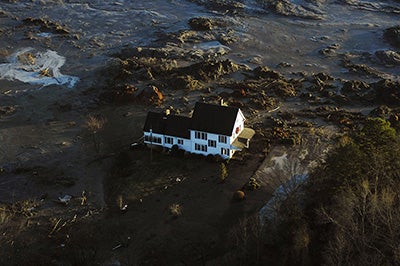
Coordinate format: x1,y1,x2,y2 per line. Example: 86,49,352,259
220,163,228,182
86,115,107,153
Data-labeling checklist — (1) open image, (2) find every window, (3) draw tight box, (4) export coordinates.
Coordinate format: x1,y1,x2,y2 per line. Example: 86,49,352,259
221,148,229,155
218,135,227,143
235,126,240,134
208,140,216,148
195,131,207,140
165,136,173,144
177,139,183,145
195,143,207,152
145,135,161,144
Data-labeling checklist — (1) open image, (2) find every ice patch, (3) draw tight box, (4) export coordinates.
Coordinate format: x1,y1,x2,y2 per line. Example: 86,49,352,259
194,41,231,52
37,32,52,38
0,48,79,89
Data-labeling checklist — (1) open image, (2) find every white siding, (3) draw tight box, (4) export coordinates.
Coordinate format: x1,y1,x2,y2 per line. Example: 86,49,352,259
231,109,245,142
176,138,191,151
143,107,247,160
144,131,191,150
204,132,219,155
190,130,209,156
143,132,164,146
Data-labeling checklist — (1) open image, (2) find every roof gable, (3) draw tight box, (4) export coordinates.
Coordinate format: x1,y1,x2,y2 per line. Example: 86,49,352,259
191,102,240,136
143,112,191,139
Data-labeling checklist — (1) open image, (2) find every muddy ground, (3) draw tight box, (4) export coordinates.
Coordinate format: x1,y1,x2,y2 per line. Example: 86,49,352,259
1,0,400,265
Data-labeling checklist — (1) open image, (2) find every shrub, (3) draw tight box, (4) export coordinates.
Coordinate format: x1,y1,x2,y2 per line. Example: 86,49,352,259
233,190,245,201
169,203,182,218
220,163,228,182
245,177,261,190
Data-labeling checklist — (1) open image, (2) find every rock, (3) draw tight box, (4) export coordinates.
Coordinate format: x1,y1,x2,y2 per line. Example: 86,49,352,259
383,26,400,48
375,50,400,66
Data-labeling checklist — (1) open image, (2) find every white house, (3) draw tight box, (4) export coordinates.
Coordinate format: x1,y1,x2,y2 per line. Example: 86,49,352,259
143,102,255,159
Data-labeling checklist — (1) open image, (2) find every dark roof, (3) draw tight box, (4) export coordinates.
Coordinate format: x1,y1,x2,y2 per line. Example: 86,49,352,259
191,102,239,135
143,112,191,139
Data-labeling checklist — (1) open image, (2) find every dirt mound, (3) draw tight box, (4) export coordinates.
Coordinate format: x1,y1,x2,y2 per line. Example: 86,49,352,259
180,59,244,81
253,66,283,80
189,17,222,31
375,50,400,66
0,105,17,117
298,106,365,127
188,0,245,14
258,0,325,20
383,26,400,48
172,75,203,90
342,80,370,94
23,17,70,35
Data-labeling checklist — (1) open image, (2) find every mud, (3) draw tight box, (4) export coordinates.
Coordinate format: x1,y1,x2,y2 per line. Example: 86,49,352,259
0,0,400,265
